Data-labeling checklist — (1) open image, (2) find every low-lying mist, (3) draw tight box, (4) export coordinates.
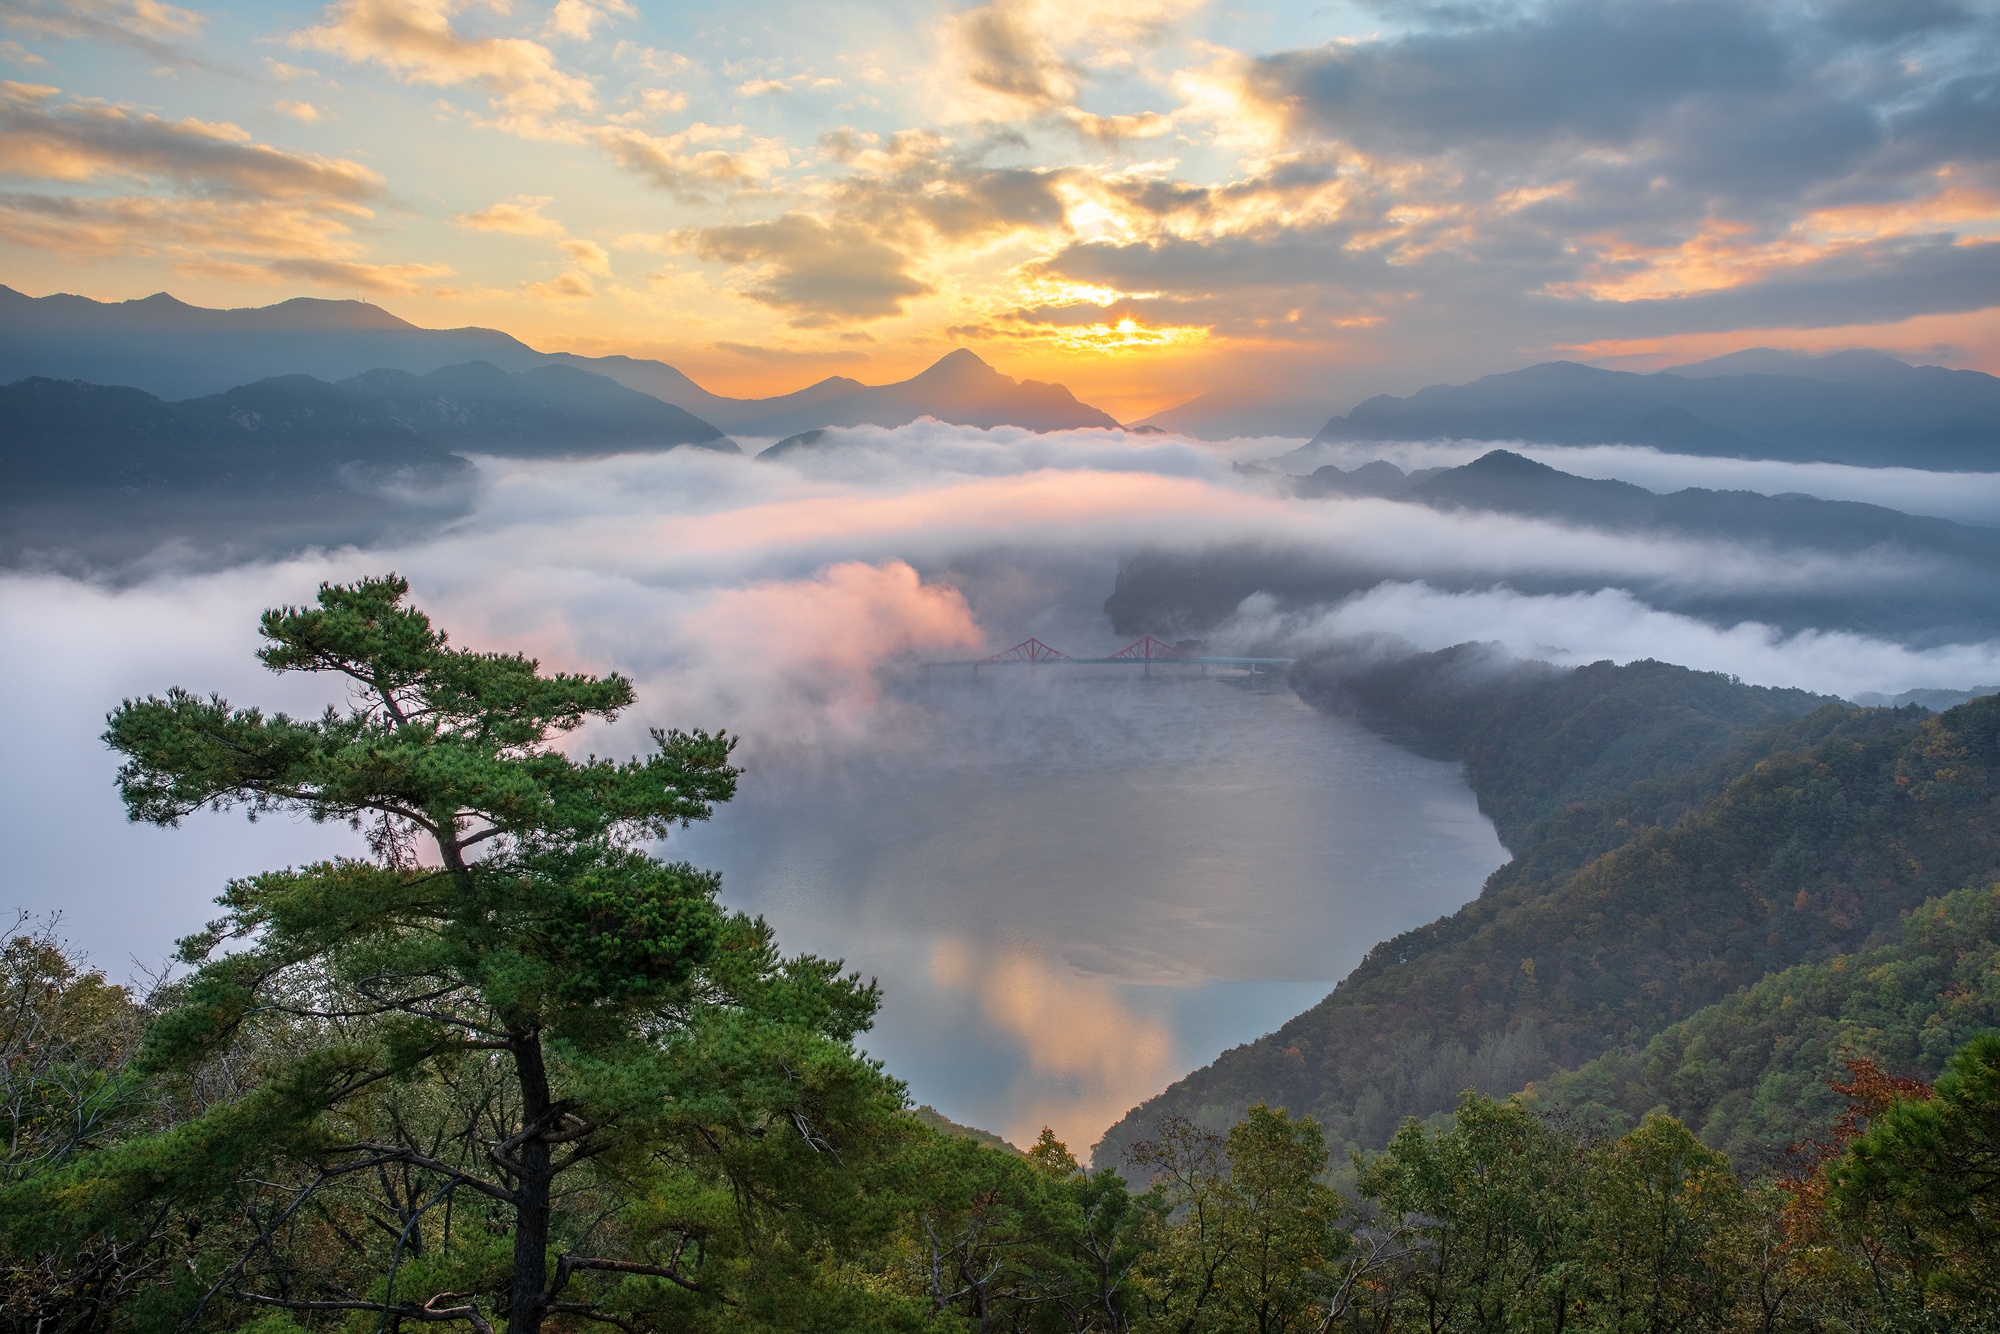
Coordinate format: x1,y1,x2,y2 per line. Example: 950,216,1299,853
8,419,2000,1149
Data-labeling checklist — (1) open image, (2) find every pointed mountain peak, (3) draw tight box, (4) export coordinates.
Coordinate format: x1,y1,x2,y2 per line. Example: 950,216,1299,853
911,347,1001,383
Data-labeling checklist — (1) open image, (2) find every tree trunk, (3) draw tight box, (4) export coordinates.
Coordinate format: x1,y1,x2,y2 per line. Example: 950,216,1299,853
507,1033,554,1334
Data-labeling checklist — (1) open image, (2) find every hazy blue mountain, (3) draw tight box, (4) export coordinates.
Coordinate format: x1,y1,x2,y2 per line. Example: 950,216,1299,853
1660,346,1937,386
1293,460,1443,497
541,351,868,434
4,374,467,494
1405,450,2000,560
580,347,1120,439
1,288,1122,436
1308,356,2000,468
337,361,736,455
1,374,473,568
0,287,546,399
1127,388,1342,440
1,362,732,568
1105,450,2000,644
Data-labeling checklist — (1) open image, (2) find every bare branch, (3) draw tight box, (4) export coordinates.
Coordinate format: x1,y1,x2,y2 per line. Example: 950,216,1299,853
556,1255,736,1306
237,1293,493,1334
323,1144,521,1206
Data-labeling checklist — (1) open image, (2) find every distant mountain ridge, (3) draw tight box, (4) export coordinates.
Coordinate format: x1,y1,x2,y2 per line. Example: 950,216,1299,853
0,287,548,398
1110,448,2000,644
0,286,1120,437
333,361,735,455
0,359,734,567
1308,356,2000,469
1128,387,1342,441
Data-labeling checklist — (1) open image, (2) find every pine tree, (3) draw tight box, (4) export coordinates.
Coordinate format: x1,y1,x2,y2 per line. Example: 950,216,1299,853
4,575,911,1334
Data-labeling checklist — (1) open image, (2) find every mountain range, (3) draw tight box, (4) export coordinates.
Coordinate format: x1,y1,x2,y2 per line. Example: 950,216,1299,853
0,287,1117,439
14,287,1999,469
1109,449,2000,644
1127,387,1343,440
1306,352,2000,469
0,359,731,567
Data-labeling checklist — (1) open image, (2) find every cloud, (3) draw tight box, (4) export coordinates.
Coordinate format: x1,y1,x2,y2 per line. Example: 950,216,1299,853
895,0,1999,374
454,196,609,285
0,82,424,289
657,136,1080,332
936,0,1202,123
544,0,633,42
264,255,455,292
272,99,322,122
0,81,383,199
1063,107,1173,144
1,0,206,63
292,0,595,116
674,561,982,741
594,121,787,200
523,269,596,299
456,193,565,236
685,213,934,324
1225,582,2000,702
559,236,610,275
0,190,355,263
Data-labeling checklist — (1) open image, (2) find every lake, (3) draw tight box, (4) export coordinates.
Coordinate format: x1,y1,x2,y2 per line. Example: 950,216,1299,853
675,664,1506,1156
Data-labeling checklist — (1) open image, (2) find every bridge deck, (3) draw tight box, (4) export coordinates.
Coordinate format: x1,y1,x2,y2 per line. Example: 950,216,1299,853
925,655,1293,667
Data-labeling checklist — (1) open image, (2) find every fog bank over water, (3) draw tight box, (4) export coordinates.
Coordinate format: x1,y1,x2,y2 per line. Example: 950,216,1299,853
11,419,2000,1150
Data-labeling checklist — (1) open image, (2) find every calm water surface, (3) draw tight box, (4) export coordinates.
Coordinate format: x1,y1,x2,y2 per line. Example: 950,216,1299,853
675,668,1505,1155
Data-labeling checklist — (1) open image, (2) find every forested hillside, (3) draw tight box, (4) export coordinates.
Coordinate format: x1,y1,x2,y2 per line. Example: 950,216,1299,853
1537,882,2000,1171
1095,648,2000,1170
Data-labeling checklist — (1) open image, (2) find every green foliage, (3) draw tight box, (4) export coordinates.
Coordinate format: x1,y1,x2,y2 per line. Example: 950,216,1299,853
1358,1095,1592,1328
893,1123,1158,1331
1539,884,2000,1169
1830,1031,2000,1312
1127,1105,1352,1332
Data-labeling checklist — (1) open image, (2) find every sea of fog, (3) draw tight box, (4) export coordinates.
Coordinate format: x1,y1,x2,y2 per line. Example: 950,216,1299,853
11,420,2000,1152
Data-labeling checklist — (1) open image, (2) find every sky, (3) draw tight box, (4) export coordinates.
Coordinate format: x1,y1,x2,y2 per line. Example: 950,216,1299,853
2,0,1998,418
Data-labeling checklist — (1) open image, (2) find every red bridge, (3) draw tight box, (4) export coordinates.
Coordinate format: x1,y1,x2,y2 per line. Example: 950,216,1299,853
929,637,1292,678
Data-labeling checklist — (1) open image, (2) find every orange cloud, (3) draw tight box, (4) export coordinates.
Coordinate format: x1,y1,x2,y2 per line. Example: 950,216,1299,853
293,0,595,117
595,121,788,200
456,194,565,236
0,81,382,198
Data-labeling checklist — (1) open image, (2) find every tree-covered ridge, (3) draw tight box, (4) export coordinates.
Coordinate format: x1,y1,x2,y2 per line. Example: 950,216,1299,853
1096,651,2000,1168
1293,645,1831,856
1537,883,2000,1172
